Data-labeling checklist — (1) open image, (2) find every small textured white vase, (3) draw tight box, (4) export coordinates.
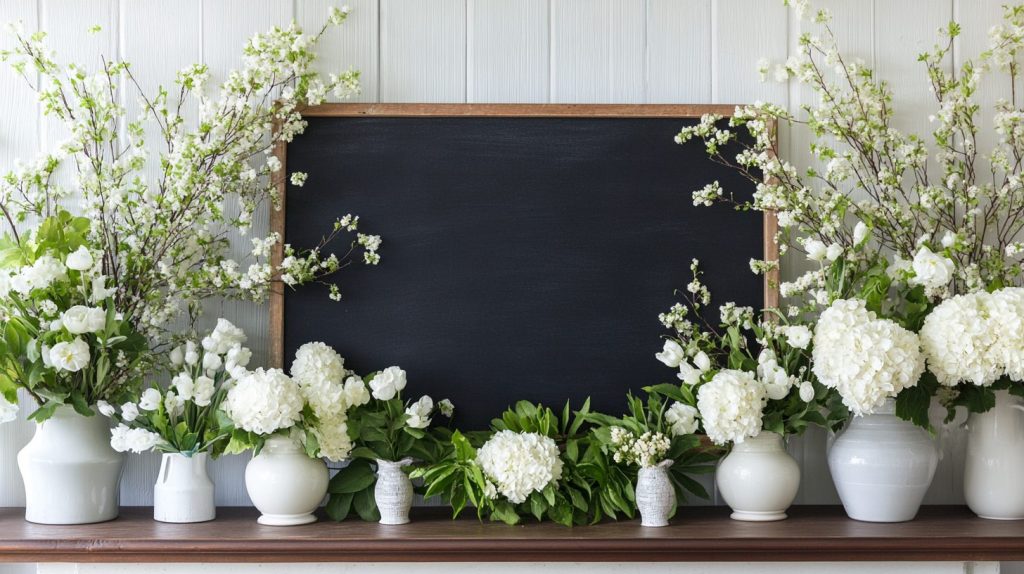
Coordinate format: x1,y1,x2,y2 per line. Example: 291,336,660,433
635,459,675,527
716,432,800,521
375,457,414,525
965,390,1024,519
828,398,938,523
17,405,124,524
154,452,216,523
245,435,328,526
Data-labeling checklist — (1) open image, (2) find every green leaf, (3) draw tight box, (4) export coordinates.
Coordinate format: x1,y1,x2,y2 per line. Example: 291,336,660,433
325,492,355,521
328,459,377,494
353,485,380,522
69,390,93,417
451,430,475,462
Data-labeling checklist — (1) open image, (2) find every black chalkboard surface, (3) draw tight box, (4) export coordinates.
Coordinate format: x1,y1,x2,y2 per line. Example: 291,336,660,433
273,105,772,429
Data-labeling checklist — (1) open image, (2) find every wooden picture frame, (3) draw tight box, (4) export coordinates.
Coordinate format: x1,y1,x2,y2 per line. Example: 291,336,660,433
269,104,779,369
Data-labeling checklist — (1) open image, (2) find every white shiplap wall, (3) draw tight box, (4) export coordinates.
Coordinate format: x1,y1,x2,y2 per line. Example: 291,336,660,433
0,0,1012,518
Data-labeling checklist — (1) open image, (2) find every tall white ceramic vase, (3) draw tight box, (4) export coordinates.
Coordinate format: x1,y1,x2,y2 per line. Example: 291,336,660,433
154,452,216,523
17,405,124,524
716,432,800,521
375,457,414,525
964,390,1024,519
827,398,938,523
635,459,675,527
245,435,328,526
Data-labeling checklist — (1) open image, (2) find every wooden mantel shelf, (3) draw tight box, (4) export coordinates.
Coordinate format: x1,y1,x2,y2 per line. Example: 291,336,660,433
0,505,1021,563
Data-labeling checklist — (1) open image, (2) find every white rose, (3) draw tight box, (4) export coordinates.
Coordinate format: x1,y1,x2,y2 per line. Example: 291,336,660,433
853,222,869,246
783,325,812,349
825,243,843,262
405,395,433,429
369,366,407,400
193,376,216,407
805,239,827,261
65,246,94,272
97,400,115,417
120,402,139,422
693,351,711,372
910,246,955,290
61,305,106,334
49,338,90,372
655,339,685,368
138,388,162,411
664,402,699,436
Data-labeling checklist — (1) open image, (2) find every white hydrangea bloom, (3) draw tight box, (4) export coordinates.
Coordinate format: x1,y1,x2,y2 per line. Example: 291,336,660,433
110,423,162,453
920,291,1001,386
812,299,924,416
223,368,304,435
313,413,353,462
697,369,766,445
990,287,1024,381
476,430,563,504
291,341,346,386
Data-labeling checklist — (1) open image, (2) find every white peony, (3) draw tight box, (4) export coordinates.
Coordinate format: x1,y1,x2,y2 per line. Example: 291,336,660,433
291,342,346,386
369,366,407,400
655,339,685,368
664,402,699,436
110,423,162,453
49,338,90,372
0,394,18,423
783,325,812,350
223,368,304,435
61,305,106,334
697,369,766,445
65,246,94,272
201,319,247,355
405,395,433,429
910,246,955,291
138,388,162,411
812,299,924,416
920,291,1001,386
476,430,563,504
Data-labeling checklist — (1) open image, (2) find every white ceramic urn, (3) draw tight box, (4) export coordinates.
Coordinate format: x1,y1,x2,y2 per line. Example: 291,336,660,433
17,405,124,524
154,452,216,523
716,432,800,521
964,390,1024,519
827,398,938,523
244,435,328,526
635,459,675,527
375,457,414,525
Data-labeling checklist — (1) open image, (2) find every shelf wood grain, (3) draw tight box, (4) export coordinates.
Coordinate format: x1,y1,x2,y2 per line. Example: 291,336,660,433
0,506,1021,563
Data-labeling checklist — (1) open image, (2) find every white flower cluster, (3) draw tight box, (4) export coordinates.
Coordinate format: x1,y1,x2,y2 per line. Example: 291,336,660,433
0,394,17,423
696,369,766,445
921,287,1024,386
110,423,163,453
608,427,672,468
664,402,699,436
812,299,925,416
223,368,305,435
476,430,563,504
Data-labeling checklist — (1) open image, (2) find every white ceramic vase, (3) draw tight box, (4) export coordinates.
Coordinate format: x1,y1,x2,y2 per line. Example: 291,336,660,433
635,459,675,527
375,457,414,525
827,398,938,523
17,405,124,524
964,390,1024,519
154,452,216,523
716,432,800,521
244,435,328,526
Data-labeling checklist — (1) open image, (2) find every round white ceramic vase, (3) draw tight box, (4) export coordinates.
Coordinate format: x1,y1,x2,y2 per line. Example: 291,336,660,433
635,459,675,527
964,390,1024,519
827,398,938,523
375,457,414,525
154,452,216,523
716,432,800,521
17,405,124,524
244,435,328,526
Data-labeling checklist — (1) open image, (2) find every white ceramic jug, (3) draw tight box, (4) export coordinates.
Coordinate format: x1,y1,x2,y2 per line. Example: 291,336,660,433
375,457,414,525
716,432,800,521
635,459,675,527
964,390,1024,519
244,435,328,526
154,452,216,523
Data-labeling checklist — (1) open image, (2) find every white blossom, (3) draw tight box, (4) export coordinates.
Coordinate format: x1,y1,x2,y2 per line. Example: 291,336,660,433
476,430,563,504
223,368,304,435
697,369,766,445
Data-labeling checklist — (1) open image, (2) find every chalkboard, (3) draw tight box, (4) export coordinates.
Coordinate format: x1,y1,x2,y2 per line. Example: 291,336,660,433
271,104,775,429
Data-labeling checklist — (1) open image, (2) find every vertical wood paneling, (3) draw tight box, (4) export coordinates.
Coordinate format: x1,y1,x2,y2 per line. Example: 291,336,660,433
713,0,788,105
551,0,645,103
467,0,548,103
646,0,711,103
297,0,379,103
380,0,466,102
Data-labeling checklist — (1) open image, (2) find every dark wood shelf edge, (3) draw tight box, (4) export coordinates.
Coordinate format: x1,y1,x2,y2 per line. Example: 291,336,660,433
1,506,1022,563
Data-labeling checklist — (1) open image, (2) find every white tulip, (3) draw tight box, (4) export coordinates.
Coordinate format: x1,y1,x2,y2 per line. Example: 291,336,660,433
693,351,711,372
65,246,94,272
655,339,685,368
369,366,407,400
805,239,827,261
138,388,162,411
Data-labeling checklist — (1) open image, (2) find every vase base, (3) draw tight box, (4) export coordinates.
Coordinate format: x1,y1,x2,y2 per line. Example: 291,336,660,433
730,510,787,522
639,520,670,527
379,518,411,525
24,513,118,525
975,514,1024,521
154,513,217,524
257,513,317,526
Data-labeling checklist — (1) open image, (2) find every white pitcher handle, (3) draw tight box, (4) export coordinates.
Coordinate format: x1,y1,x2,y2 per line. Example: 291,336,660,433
397,457,414,467
656,459,674,469
1011,404,1024,415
